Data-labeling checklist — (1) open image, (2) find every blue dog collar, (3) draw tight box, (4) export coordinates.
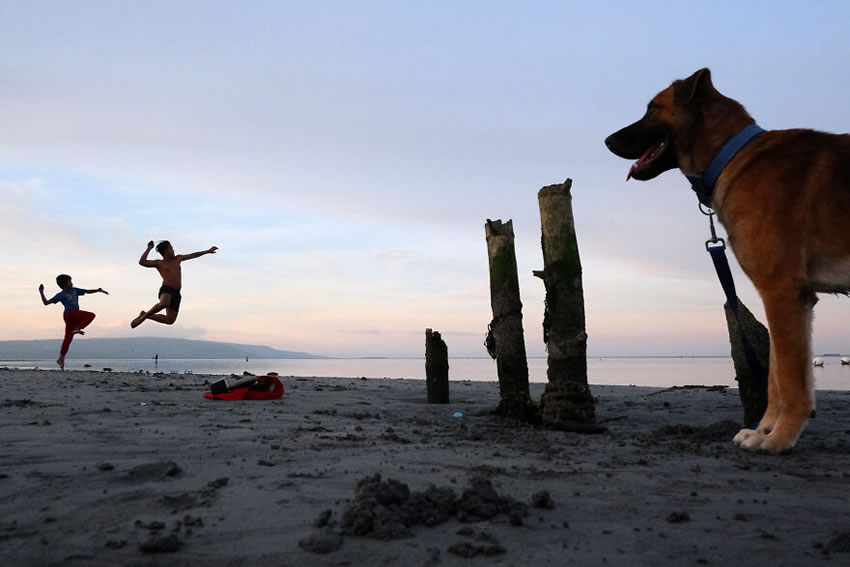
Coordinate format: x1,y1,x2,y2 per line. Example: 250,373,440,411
686,123,765,201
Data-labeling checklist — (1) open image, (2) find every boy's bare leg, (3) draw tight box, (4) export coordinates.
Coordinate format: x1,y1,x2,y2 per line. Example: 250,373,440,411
131,300,168,328
147,307,178,325
130,310,147,328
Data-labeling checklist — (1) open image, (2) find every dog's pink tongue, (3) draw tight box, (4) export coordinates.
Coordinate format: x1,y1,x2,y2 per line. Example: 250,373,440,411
627,141,662,181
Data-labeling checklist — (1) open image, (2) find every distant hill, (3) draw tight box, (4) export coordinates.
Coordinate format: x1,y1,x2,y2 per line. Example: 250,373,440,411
0,337,327,360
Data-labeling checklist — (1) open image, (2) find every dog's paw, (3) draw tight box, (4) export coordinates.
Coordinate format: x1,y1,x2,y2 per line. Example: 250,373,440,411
756,432,797,454
733,428,795,454
733,428,761,447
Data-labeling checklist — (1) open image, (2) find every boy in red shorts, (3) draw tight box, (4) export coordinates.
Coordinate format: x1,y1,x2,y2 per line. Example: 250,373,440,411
131,240,217,329
39,275,109,370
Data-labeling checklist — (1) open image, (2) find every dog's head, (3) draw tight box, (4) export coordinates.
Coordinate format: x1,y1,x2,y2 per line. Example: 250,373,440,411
605,68,745,181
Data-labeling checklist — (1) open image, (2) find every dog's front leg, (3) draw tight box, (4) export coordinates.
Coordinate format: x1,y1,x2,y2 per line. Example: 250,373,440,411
734,341,781,445
734,288,814,453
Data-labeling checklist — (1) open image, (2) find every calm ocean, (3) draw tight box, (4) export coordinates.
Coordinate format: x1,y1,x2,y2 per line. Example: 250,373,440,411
4,356,850,391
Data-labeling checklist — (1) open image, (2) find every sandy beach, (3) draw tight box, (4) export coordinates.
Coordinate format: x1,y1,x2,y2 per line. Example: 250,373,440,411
1,367,849,566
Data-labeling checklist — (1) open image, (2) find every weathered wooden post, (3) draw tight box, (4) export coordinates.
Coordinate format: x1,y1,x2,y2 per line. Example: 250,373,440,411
535,180,599,431
724,301,769,427
425,328,450,404
484,219,534,419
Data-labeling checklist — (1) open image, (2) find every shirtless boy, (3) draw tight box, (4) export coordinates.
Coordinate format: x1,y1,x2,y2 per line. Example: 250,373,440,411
130,240,218,329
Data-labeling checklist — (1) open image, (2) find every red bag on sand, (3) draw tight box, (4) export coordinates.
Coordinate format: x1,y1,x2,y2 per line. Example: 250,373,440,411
203,375,284,401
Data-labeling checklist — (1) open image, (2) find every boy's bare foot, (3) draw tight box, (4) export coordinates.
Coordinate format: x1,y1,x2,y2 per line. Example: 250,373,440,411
130,311,147,329
56,357,65,370
74,329,85,336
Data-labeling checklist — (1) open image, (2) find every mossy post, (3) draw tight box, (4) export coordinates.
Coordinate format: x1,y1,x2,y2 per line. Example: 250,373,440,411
724,301,769,427
485,219,534,420
535,180,599,431
425,328,450,404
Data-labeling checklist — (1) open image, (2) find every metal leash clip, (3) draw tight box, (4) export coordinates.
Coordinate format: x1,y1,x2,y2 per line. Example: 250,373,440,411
700,202,726,251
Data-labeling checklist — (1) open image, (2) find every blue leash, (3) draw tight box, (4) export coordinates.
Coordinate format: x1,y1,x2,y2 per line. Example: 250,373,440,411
702,205,768,401
685,123,769,427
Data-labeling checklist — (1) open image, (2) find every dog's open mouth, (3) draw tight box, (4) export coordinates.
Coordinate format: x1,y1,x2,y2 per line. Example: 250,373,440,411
627,139,667,180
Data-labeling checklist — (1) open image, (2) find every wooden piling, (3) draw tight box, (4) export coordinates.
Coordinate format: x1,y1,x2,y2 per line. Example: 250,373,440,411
485,219,534,419
425,328,450,404
535,180,600,431
724,300,769,427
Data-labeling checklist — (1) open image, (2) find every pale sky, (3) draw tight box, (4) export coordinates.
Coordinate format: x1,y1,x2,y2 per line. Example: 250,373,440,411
3,1,850,358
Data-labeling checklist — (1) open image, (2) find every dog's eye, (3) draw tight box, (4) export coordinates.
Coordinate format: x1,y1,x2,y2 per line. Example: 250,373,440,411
646,103,658,115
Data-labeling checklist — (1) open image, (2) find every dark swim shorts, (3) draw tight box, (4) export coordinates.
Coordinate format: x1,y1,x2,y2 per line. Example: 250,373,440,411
158,285,182,313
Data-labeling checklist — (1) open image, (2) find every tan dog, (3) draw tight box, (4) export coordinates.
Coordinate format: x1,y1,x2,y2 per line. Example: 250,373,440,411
605,68,850,453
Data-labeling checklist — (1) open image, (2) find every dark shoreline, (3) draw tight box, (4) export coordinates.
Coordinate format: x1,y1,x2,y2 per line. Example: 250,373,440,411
1,369,849,565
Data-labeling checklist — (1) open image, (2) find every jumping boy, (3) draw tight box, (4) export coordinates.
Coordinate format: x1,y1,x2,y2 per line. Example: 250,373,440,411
39,275,109,370
130,240,218,329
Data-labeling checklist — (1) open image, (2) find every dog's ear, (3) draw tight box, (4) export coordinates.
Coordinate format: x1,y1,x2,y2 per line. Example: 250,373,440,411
673,68,713,104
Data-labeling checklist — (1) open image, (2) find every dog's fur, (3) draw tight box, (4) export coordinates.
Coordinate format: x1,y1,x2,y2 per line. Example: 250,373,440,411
605,68,850,453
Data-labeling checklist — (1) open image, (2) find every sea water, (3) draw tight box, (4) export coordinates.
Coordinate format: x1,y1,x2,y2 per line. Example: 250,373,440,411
4,356,850,390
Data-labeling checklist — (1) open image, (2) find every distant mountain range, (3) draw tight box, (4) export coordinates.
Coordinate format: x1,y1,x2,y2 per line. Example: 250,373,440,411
0,337,327,360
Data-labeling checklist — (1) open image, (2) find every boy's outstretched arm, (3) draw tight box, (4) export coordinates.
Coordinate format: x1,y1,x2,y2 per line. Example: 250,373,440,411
82,287,109,295
178,246,218,261
139,240,158,267
38,284,51,306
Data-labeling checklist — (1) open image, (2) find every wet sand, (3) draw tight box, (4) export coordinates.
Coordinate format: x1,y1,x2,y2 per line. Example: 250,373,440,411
1,367,849,566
